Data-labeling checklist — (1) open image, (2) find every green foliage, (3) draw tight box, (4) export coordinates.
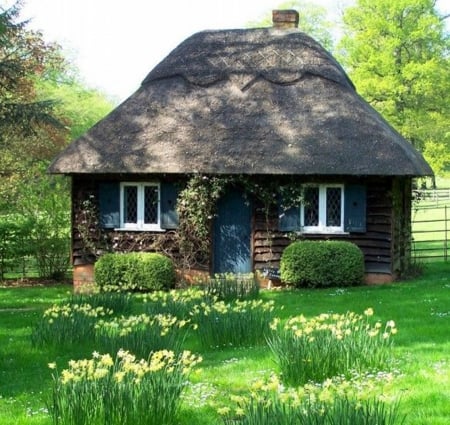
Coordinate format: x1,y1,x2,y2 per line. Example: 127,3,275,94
221,375,404,425
0,4,67,216
280,240,365,287
49,350,202,425
1,144,70,280
140,287,209,318
93,253,126,288
338,0,450,173
0,2,64,145
202,273,259,302
177,175,228,268
15,169,71,279
36,72,114,141
0,3,113,276
95,313,189,358
191,299,275,349
126,253,176,291
95,252,176,291
423,136,450,175
69,290,133,316
0,214,34,279
31,303,114,348
267,310,397,386
0,173,70,280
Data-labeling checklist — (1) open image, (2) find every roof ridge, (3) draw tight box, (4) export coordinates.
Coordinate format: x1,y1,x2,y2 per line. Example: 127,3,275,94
142,28,354,89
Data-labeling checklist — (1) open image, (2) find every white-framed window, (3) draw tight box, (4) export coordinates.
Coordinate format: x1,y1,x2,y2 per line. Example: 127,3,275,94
120,182,161,230
301,184,344,233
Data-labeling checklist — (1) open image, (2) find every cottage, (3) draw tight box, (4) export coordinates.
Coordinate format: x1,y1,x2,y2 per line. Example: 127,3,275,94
49,10,432,287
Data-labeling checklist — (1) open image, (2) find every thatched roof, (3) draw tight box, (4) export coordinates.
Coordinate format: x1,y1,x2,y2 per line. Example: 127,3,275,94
49,26,432,176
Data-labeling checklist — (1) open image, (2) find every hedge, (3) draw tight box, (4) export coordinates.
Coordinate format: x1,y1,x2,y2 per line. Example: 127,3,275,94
95,252,176,291
280,241,364,288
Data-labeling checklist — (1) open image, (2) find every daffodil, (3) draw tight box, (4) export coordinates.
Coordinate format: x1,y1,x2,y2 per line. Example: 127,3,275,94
217,406,231,416
235,407,245,416
386,320,396,328
364,307,374,317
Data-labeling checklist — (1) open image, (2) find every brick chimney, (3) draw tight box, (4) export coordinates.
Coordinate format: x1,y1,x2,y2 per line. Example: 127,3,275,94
272,10,299,29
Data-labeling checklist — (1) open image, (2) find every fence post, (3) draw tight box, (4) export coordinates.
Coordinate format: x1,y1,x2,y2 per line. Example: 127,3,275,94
445,205,448,262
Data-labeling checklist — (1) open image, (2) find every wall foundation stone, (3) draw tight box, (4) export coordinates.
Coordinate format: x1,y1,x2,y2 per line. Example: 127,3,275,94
73,264,95,292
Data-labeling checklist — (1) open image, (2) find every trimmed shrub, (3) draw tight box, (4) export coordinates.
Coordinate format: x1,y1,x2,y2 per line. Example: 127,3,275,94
95,252,176,291
280,241,364,287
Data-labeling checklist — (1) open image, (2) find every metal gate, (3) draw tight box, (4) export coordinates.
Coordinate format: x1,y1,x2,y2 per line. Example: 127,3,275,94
411,189,450,261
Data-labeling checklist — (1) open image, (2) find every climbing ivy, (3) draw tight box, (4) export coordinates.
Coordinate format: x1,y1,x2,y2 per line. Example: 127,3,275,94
176,175,229,269
176,174,304,270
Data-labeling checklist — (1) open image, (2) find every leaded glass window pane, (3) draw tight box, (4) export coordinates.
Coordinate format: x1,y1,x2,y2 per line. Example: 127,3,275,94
124,186,137,223
144,186,158,224
326,187,342,226
304,187,319,226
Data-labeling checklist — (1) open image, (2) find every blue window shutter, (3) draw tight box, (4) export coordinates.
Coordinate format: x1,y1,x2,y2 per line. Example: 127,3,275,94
161,182,179,229
278,204,301,232
344,184,366,233
99,183,120,228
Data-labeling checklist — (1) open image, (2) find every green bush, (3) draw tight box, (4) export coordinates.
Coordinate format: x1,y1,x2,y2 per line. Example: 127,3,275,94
280,241,364,287
95,252,176,291
0,215,34,280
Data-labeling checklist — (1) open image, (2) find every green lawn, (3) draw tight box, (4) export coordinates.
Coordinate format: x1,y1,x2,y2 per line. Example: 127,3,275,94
0,264,449,424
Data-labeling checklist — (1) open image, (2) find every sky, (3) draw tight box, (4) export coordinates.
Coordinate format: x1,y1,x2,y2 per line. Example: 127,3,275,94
14,0,450,103
17,0,346,102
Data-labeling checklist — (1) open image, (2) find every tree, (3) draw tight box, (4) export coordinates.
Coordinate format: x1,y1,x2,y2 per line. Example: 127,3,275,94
37,68,114,141
0,2,114,212
0,2,114,278
0,2,67,208
0,2,64,145
338,0,450,174
248,0,334,51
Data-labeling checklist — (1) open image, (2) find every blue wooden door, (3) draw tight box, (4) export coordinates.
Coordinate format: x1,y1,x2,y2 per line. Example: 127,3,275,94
213,190,252,274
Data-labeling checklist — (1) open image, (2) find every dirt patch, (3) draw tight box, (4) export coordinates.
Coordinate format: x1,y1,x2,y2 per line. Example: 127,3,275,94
0,277,72,288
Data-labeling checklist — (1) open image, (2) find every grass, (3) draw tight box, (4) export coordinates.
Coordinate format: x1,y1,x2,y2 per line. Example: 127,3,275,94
0,263,449,424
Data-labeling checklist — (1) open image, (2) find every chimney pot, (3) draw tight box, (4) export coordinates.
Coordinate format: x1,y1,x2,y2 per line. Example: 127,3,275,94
272,10,299,29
